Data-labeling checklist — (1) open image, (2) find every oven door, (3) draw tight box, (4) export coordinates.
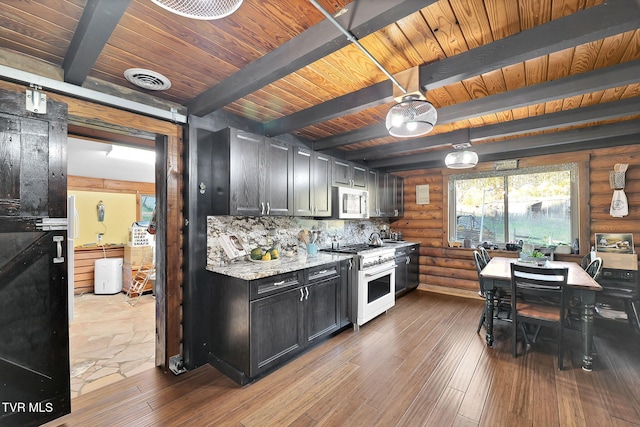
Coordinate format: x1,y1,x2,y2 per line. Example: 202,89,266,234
357,263,395,326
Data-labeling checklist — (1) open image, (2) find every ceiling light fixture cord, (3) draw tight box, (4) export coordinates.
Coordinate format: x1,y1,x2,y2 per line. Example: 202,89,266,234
309,0,406,94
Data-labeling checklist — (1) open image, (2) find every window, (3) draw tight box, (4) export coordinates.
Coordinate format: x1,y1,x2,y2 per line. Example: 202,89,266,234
448,163,578,246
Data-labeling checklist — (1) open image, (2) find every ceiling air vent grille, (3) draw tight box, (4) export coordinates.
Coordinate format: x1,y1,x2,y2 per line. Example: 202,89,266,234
124,68,171,91
150,0,243,20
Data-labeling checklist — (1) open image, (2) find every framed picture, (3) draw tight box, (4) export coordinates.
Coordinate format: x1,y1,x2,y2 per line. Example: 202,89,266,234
220,234,247,259
140,194,156,222
595,233,634,254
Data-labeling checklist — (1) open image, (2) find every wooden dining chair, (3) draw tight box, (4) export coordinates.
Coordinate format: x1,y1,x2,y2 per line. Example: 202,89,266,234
473,251,490,331
585,257,603,280
510,263,569,369
478,246,491,264
475,251,510,334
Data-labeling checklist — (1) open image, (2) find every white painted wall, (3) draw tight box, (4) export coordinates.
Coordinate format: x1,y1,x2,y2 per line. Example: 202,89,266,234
67,137,155,183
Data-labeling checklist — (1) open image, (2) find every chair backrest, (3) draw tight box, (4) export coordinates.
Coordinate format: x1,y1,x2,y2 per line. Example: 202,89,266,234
510,263,568,313
580,253,591,270
473,250,487,277
478,246,491,264
585,257,603,280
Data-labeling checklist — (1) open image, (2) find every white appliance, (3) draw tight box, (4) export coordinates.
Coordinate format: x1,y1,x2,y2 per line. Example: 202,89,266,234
67,195,79,320
322,244,396,327
94,258,124,294
332,186,369,219
357,248,396,326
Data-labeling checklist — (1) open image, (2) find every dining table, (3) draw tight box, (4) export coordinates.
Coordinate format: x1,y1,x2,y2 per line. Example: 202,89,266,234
480,256,602,371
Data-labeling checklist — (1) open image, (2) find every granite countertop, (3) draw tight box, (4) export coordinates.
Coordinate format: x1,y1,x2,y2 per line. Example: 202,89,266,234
206,252,354,281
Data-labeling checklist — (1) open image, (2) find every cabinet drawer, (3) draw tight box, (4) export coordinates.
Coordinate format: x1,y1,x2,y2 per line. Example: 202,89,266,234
307,263,339,282
250,271,302,300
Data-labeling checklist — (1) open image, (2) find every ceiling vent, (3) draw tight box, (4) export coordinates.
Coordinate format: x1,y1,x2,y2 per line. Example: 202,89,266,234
150,0,243,20
124,68,171,91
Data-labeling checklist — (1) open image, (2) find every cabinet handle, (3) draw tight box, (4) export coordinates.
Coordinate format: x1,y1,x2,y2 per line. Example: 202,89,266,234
267,202,270,215
261,202,265,215
273,280,286,286
348,259,353,270
299,288,304,302
305,286,309,300
406,256,410,265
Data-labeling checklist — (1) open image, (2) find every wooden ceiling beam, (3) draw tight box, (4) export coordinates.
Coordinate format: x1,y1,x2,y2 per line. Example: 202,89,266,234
420,0,640,90
319,59,640,150
63,0,131,86
187,0,434,117
313,1,640,149
347,97,640,160
368,120,640,170
264,81,392,137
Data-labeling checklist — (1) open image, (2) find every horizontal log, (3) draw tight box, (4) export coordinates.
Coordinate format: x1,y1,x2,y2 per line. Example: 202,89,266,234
589,181,640,194
591,167,640,183
591,193,640,208
590,219,640,233
391,219,444,229
423,274,478,293
397,210,443,220
403,175,444,186
68,176,154,193
589,150,640,169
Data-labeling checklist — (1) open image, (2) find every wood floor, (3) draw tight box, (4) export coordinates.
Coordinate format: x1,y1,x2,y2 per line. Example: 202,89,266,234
45,290,640,427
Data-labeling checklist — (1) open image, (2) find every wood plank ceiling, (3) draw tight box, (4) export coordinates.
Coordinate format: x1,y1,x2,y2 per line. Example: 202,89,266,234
1,0,639,171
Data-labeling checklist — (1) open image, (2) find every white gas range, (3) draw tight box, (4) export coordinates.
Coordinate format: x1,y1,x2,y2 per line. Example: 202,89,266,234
323,244,396,327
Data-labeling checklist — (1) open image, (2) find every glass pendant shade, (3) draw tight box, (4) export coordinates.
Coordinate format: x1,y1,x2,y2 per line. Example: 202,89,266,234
445,150,479,169
386,99,437,138
150,0,243,20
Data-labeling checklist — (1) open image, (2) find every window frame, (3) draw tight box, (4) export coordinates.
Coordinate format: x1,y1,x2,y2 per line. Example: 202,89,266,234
447,162,580,247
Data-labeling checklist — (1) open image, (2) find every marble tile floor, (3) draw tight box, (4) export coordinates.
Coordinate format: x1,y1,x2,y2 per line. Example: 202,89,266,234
69,292,156,398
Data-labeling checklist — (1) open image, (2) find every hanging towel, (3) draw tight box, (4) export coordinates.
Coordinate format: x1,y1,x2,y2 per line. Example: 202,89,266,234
610,189,628,217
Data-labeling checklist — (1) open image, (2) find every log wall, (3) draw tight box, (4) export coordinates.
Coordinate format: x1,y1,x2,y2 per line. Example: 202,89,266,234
391,144,640,297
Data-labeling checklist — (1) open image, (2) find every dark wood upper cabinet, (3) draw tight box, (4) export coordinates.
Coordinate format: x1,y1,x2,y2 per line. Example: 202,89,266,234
332,158,367,190
368,170,403,218
212,128,293,216
292,147,332,217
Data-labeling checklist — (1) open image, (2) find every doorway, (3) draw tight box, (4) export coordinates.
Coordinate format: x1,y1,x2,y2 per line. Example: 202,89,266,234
66,137,157,397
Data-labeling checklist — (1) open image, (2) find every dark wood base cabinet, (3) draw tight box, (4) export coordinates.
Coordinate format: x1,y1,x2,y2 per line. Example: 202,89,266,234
395,244,420,296
207,262,349,385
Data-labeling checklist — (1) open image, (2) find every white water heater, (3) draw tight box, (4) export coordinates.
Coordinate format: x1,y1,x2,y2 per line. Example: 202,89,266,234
94,258,123,294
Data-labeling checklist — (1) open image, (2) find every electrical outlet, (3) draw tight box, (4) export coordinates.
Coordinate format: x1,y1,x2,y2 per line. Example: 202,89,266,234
97,233,103,243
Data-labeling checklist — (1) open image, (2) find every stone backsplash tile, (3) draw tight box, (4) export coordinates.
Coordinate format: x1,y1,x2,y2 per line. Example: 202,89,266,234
207,216,388,267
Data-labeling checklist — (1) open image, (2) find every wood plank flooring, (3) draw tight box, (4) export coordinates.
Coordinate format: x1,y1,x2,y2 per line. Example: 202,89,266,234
45,291,640,427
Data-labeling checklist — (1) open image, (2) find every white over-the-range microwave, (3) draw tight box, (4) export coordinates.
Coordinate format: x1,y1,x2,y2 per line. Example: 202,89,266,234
332,186,369,219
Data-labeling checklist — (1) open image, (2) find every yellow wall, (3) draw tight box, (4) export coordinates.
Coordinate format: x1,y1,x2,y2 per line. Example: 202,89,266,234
69,190,137,246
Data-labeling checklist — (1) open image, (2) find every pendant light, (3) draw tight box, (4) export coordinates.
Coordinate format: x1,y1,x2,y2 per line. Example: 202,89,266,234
150,0,243,20
309,2,437,138
445,143,478,169
385,66,437,138
386,95,437,137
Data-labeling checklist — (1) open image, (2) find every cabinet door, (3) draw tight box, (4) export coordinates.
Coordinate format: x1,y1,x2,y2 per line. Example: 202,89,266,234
293,147,313,216
305,277,340,345
394,250,408,294
407,245,419,290
367,169,379,217
339,259,354,327
230,130,264,216
352,164,368,190
332,158,352,187
264,138,293,216
378,172,390,217
250,287,304,377
389,175,404,217
312,152,332,217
